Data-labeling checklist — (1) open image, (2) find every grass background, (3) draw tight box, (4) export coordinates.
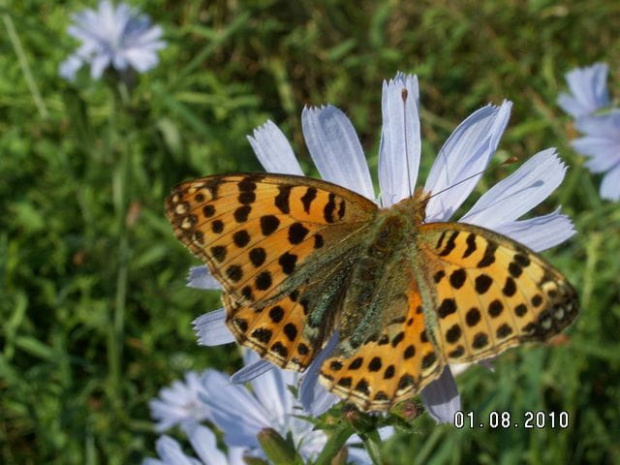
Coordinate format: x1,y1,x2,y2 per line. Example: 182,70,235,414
1,0,619,463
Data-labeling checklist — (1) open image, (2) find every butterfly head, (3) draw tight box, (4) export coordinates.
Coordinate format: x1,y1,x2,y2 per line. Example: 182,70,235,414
392,187,431,225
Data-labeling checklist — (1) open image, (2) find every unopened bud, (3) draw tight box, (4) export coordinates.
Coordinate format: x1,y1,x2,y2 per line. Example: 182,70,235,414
242,455,269,465
342,403,375,433
390,398,423,422
257,428,302,465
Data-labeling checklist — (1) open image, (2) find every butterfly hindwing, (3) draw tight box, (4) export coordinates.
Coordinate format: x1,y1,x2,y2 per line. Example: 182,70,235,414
319,262,444,411
223,245,363,371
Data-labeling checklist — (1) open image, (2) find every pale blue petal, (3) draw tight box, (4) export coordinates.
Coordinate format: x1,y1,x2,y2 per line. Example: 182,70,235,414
100,0,117,26
135,24,166,46
378,73,421,206
420,367,460,424
304,383,339,418
126,48,160,72
154,436,198,465
187,266,221,290
493,208,576,252
68,9,96,37
302,106,375,199
68,18,99,43
231,359,273,384
149,398,187,432
149,371,210,432
150,403,192,433
343,448,371,465
558,63,609,118
193,309,235,346
59,55,84,81
424,101,512,221
573,111,620,173
585,150,620,174
74,42,97,58
245,350,294,422
575,137,620,173
112,52,128,70
247,121,304,175
227,448,248,465
141,459,164,465
600,163,620,201
90,54,110,79
300,332,340,416
200,371,269,447
461,149,566,227
378,426,395,440
183,423,228,465
574,110,620,137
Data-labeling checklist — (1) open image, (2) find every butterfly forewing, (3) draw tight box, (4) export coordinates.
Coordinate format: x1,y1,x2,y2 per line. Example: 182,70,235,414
417,223,579,363
166,174,377,304
166,174,378,370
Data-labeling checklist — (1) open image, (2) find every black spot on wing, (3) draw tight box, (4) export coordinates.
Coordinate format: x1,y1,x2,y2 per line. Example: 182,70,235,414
275,185,291,214
463,233,477,258
437,298,457,318
337,199,346,219
477,240,498,267
233,230,250,248
439,232,459,257
278,252,298,275
260,215,280,236
203,204,215,218
324,193,337,223
288,223,309,244
449,268,467,289
234,205,251,223
255,271,272,290
300,187,317,214
249,247,266,267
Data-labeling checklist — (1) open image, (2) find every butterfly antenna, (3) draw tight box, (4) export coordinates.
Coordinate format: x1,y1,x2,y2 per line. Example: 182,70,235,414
427,156,519,201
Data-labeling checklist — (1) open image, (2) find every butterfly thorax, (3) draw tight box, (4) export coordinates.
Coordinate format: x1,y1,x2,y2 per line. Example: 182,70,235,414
337,196,425,355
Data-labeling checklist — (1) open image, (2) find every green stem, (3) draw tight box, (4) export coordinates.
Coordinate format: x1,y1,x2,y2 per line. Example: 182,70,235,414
313,421,356,465
108,79,130,409
2,13,48,118
112,165,128,393
360,430,383,465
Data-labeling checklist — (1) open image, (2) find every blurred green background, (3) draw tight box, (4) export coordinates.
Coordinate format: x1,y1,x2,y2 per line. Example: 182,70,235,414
1,0,619,463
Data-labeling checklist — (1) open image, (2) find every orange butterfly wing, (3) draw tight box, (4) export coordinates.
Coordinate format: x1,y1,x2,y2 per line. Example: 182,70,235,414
319,262,444,411
416,222,579,363
166,174,377,370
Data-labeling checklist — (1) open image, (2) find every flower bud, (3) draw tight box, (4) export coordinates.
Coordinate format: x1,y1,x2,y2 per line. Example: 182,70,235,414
390,398,423,422
257,428,302,465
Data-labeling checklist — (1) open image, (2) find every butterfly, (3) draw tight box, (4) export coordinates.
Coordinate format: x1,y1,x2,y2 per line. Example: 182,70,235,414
166,173,578,411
